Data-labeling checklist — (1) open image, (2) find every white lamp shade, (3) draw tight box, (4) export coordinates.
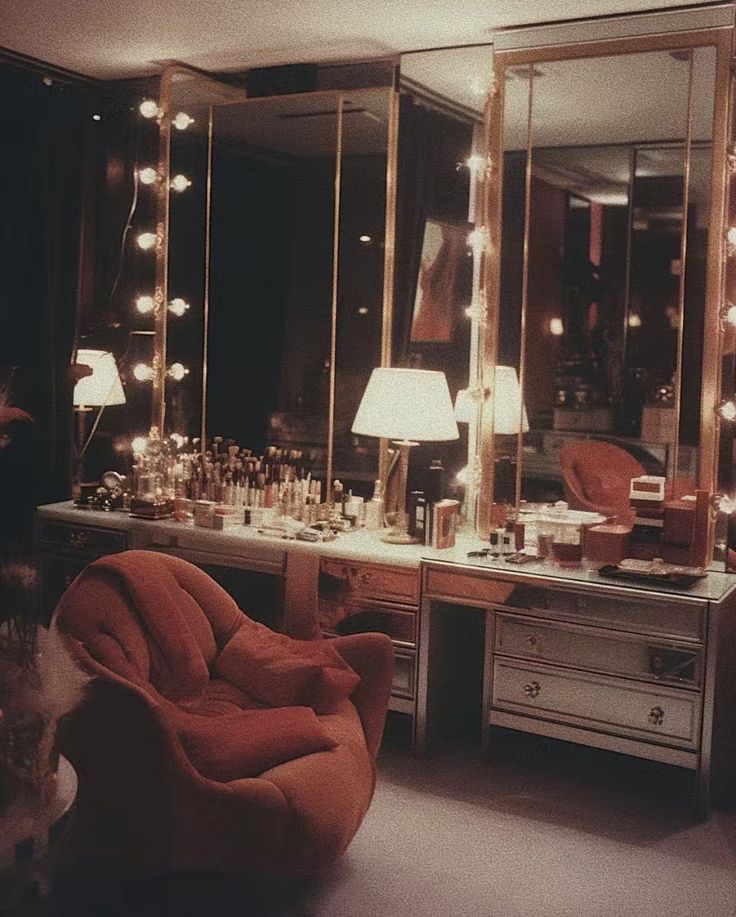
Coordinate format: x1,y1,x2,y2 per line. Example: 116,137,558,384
454,388,476,424
352,368,459,442
493,365,529,435
73,350,126,408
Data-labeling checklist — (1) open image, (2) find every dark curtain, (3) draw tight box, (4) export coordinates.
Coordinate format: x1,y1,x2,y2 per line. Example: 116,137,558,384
392,94,473,365
0,62,96,546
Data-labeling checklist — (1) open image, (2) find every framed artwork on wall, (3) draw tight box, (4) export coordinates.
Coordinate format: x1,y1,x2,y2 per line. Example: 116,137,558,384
410,219,468,343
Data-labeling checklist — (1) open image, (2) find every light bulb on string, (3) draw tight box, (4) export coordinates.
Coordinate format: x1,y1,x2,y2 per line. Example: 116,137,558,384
728,145,736,175
721,303,736,327
167,298,190,317
468,226,489,255
465,154,487,176
725,227,736,257
133,363,155,382
169,433,187,449
139,99,163,120
169,174,192,193
136,231,160,251
137,167,160,186
716,399,736,422
172,112,195,131
167,363,189,382
135,294,156,314
131,436,148,454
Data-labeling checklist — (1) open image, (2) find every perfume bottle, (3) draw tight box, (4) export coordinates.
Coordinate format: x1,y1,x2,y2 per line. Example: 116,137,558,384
364,480,384,531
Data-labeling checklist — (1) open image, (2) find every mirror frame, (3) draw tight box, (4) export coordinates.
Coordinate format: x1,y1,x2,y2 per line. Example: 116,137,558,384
151,66,399,490
479,24,733,537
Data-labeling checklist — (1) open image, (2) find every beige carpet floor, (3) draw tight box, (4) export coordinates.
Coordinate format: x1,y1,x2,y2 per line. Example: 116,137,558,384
53,726,736,917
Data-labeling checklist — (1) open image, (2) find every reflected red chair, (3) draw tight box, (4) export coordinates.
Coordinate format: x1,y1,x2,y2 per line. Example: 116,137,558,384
559,440,647,524
53,550,393,878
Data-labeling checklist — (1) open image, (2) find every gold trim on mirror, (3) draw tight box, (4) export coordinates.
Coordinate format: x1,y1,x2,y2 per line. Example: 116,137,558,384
481,23,733,542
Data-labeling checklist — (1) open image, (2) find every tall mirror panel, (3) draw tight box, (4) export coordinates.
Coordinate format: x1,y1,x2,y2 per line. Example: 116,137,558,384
206,91,340,479
483,29,730,537
396,47,494,520
334,88,393,494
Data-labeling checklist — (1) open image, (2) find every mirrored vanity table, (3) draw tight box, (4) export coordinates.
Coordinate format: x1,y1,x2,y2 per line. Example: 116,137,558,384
36,500,736,814
49,2,736,816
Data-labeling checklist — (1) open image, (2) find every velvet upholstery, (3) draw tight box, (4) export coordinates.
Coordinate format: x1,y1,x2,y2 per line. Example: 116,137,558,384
54,550,394,877
560,441,647,523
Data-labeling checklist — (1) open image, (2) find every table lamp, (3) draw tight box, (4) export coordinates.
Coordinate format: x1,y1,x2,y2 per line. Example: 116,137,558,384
352,368,458,543
492,365,529,435
73,349,126,492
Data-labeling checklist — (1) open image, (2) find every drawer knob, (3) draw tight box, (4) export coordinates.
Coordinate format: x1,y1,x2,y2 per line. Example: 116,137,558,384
648,706,665,726
359,572,373,585
526,635,540,651
68,530,90,549
523,680,541,699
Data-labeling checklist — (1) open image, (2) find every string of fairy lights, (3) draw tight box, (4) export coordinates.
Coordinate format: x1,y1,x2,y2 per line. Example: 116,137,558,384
131,96,195,389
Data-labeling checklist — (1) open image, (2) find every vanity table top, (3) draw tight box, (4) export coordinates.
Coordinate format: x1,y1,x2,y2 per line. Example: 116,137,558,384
36,502,736,603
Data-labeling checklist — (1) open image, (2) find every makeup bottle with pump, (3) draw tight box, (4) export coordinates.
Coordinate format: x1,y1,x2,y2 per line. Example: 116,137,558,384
365,480,384,531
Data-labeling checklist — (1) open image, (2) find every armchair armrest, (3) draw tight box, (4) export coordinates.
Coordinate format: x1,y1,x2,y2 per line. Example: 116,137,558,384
329,632,394,759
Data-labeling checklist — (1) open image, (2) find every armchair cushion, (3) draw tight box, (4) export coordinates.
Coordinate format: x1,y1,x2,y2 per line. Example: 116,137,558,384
172,706,337,782
214,622,360,714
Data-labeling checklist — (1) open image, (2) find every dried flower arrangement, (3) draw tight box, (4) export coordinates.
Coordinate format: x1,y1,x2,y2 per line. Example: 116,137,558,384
0,563,88,851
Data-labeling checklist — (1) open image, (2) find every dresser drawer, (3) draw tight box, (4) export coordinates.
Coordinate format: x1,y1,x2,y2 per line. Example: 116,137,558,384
392,648,416,699
319,598,416,647
320,558,419,605
423,567,515,606
495,614,702,687
492,660,701,749
501,584,704,642
37,520,127,557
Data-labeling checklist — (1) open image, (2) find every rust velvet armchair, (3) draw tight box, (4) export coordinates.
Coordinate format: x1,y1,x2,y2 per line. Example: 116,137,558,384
53,550,393,878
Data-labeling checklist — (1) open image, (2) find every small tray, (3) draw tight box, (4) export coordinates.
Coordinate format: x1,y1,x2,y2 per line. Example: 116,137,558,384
597,563,706,588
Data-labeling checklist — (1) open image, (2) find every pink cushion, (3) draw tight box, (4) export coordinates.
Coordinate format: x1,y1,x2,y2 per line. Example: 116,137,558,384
214,624,360,714
173,707,337,781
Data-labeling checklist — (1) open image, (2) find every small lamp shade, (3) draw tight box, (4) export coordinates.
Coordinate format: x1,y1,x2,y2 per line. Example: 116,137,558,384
454,388,476,424
352,368,459,442
73,350,126,408
493,365,529,435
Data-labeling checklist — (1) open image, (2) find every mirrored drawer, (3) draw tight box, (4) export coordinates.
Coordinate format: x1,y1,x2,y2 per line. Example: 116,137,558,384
492,660,701,749
392,648,416,699
495,613,702,687
37,521,127,557
320,558,419,605
502,585,704,642
319,598,416,647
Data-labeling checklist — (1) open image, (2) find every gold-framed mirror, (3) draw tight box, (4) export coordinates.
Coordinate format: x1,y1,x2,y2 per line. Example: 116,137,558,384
150,66,398,498
480,10,733,537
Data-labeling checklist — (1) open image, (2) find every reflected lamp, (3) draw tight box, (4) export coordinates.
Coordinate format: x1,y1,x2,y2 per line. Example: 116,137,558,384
353,368,458,544
73,350,126,493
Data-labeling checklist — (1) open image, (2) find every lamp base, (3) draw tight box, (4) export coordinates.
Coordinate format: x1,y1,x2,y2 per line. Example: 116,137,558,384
381,528,420,545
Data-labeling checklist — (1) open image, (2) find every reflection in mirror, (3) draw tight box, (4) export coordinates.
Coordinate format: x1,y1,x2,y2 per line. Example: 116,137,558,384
395,46,493,523
335,88,392,490
491,42,720,516
201,87,393,496
207,92,340,482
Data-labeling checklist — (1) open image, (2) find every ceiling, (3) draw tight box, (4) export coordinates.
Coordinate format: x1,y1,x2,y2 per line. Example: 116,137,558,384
0,0,722,80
